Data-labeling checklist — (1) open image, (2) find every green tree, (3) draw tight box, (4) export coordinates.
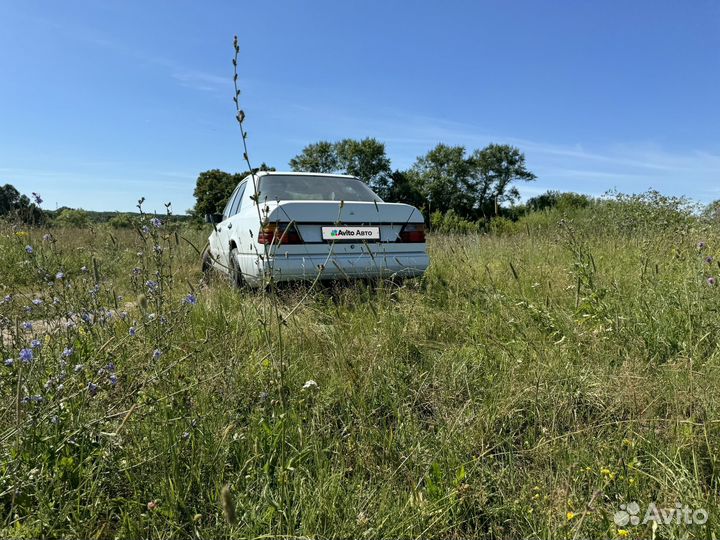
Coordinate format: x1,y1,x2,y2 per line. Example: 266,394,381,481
288,141,338,173
56,208,89,227
192,170,241,219
289,138,392,192
335,138,391,191
469,143,536,217
0,183,45,224
408,143,536,219
407,144,475,217
191,164,274,219
381,170,425,208
0,184,23,215
525,190,592,212
704,200,720,221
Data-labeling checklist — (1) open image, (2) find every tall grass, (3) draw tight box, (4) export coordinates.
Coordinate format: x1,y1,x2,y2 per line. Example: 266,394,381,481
1,198,720,539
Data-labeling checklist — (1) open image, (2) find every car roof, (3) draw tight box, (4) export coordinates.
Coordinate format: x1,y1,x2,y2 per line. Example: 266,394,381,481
244,171,358,180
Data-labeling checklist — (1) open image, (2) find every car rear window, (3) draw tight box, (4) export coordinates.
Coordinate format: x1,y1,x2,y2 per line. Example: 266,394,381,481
257,175,382,202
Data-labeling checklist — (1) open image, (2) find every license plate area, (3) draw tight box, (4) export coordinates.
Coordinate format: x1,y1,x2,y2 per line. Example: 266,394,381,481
321,226,380,241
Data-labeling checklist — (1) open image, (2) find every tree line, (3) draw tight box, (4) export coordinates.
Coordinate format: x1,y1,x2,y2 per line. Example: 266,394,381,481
191,139,538,223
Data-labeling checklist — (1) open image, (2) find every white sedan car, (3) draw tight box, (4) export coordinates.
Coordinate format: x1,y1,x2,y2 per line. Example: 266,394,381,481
204,171,429,287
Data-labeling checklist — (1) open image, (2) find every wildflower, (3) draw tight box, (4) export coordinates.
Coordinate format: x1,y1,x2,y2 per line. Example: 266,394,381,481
109,373,118,386
87,382,98,396
25,245,33,254
147,500,158,511
708,277,717,287
56,272,65,280
617,530,629,538
32,298,43,306
600,467,611,475
30,339,42,349
129,326,136,337
302,379,319,390
181,431,190,440
152,349,162,360
106,362,115,372
183,293,197,305
80,265,88,273
145,280,158,291
150,217,162,228
698,242,706,250
62,347,74,357
74,364,84,373
132,267,142,276
19,349,33,363
566,511,576,521
142,226,150,234
50,415,59,425
3,295,12,303
31,192,42,205
153,245,163,254
22,321,32,331
4,358,14,367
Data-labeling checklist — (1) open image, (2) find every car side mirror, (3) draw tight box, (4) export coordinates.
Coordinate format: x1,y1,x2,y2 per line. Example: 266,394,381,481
205,213,223,224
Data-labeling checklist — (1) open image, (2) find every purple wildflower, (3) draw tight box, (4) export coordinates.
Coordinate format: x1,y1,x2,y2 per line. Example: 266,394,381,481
183,293,197,305
698,242,707,250
141,225,150,234
706,256,714,264
129,326,136,337
109,374,117,386
32,298,42,306
19,349,33,363
62,347,74,357
152,349,162,360
145,280,158,291
30,339,42,349
56,272,65,280
106,362,115,372
150,217,162,228
87,382,98,396
708,277,717,287
22,321,32,331
25,245,33,254
4,358,14,367
4,295,12,303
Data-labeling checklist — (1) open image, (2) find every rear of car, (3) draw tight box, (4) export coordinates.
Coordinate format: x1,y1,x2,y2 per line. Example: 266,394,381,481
213,172,429,287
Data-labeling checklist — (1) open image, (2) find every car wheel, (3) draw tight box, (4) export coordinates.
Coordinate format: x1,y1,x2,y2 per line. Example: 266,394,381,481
229,247,244,288
201,246,213,274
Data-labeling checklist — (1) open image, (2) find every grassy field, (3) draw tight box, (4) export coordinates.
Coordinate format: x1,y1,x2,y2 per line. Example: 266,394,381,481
1,197,720,539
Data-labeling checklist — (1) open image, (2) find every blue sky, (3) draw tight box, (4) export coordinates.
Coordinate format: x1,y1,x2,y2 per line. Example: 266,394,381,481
1,0,719,213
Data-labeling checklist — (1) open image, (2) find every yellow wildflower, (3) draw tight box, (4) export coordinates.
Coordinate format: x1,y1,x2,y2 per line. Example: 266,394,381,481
617,529,629,538
566,511,576,521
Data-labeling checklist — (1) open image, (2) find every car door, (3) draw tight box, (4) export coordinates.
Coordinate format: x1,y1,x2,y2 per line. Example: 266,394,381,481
217,181,247,267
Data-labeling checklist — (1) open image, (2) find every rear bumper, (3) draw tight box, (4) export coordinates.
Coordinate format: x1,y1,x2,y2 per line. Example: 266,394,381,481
241,252,429,286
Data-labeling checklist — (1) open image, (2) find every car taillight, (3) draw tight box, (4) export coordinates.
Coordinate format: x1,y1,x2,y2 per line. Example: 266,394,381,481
398,223,426,243
257,222,304,245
